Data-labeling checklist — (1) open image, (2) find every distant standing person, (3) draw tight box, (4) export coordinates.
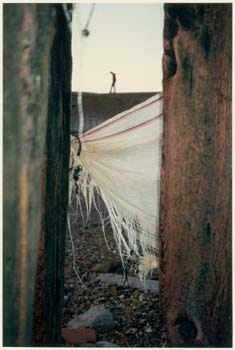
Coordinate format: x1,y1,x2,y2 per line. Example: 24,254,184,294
109,71,116,93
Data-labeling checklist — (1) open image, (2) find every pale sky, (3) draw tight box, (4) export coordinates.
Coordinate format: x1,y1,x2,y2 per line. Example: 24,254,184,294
72,3,164,93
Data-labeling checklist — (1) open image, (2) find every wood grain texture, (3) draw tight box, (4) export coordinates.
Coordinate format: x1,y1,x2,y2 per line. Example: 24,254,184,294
32,5,72,346
160,4,232,346
44,5,72,345
3,4,53,346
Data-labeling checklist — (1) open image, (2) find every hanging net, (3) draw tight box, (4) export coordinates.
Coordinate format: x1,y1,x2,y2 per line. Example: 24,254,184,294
70,93,163,280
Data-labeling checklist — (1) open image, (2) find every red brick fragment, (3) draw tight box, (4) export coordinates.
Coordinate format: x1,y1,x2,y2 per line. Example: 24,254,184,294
62,328,96,345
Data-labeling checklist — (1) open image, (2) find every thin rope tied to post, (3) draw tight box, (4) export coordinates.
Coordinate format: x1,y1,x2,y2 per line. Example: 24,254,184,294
67,4,87,284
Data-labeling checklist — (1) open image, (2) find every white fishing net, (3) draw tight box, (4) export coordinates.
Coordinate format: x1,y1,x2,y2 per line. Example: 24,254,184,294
70,93,163,279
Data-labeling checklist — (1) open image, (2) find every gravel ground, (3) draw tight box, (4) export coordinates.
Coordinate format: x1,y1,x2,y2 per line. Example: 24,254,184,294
63,199,166,347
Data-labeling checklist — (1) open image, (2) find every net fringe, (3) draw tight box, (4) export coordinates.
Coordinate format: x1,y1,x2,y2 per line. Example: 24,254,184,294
69,146,159,281
68,92,163,283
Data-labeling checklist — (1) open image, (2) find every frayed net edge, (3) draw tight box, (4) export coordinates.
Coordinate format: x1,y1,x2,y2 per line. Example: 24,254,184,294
68,148,159,283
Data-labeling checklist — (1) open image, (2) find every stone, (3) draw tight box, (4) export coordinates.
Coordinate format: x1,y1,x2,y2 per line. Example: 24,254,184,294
91,261,122,273
87,279,102,288
95,273,159,293
145,327,153,334
96,341,119,347
61,328,96,345
149,271,159,280
130,328,138,333
67,305,115,332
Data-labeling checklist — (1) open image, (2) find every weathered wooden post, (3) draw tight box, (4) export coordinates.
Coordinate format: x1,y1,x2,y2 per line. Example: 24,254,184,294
160,4,232,347
3,4,72,346
3,4,54,346
32,5,72,346
43,5,71,345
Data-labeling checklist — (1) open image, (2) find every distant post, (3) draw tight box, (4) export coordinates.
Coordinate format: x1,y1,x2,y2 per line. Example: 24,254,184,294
160,4,232,346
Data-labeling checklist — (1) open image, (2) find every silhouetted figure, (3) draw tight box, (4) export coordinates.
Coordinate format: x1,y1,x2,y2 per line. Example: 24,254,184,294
109,71,116,93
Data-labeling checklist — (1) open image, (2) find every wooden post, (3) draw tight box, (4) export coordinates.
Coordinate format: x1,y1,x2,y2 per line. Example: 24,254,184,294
44,5,72,345
3,4,72,346
160,4,232,347
3,4,54,346
32,5,72,346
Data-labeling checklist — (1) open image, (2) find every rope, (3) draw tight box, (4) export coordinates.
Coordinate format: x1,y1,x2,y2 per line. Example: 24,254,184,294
62,4,73,32
83,113,163,143
63,4,86,285
83,95,163,137
67,215,87,288
82,3,96,36
71,4,85,137
77,92,84,136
